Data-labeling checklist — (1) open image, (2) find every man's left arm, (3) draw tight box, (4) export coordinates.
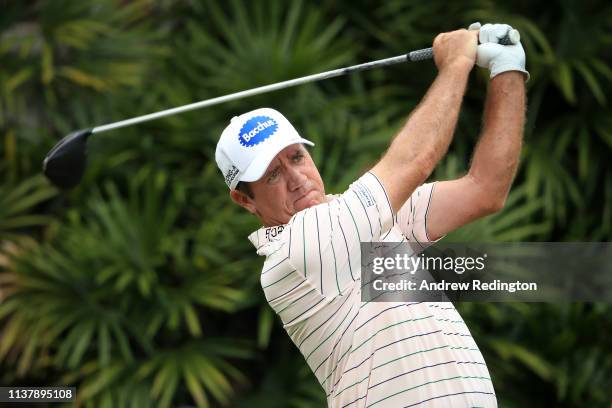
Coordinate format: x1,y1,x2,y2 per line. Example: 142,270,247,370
426,71,526,240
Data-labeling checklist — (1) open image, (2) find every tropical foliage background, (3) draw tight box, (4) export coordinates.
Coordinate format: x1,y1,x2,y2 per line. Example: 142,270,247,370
1,0,611,407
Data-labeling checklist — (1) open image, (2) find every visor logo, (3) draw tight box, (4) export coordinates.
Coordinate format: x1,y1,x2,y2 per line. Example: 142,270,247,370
239,116,278,147
225,165,240,187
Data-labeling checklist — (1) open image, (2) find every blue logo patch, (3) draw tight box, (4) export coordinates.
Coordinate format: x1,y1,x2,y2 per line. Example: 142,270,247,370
239,116,278,147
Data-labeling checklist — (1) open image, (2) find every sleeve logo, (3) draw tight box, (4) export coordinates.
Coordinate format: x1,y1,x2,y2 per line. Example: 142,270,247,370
354,182,375,207
239,116,278,147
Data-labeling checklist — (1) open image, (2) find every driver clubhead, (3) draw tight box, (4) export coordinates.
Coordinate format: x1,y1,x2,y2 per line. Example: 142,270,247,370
43,128,92,189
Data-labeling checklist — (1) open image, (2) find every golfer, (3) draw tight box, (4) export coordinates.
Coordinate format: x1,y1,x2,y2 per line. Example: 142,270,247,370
216,24,527,407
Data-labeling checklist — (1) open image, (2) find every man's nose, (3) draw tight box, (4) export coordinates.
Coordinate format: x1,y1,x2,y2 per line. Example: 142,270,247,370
286,166,307,191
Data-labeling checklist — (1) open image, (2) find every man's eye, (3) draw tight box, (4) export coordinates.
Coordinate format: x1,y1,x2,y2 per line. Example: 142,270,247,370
267,169,280,182
293,153,304,162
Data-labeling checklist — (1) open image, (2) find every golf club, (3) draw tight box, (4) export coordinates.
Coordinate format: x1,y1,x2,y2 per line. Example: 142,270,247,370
43,30,519,189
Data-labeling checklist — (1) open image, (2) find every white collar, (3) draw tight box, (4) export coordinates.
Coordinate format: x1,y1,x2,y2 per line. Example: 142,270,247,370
248,224,287,250
247,194,338,251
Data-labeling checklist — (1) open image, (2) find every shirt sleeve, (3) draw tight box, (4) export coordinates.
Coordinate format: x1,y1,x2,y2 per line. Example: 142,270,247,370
287,172,395,296
396,182,442,250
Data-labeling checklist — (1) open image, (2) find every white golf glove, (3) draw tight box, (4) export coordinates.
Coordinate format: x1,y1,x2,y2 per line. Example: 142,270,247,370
469,22,529,81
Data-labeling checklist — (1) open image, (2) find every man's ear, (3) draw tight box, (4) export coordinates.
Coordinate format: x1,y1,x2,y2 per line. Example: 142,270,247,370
230,189,257,214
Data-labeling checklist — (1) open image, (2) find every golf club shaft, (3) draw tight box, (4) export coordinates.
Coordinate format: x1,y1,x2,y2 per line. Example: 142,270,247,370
92,49,433,134
92,28,519,135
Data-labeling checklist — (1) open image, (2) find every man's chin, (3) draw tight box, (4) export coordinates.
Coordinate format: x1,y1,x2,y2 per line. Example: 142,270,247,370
293,202,310,213
294,192,323,212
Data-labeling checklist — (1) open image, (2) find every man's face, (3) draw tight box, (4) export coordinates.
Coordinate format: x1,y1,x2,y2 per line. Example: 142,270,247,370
231,144,326,226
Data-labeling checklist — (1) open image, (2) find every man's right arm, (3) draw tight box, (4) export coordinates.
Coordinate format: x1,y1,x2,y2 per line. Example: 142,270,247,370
371,29,478,213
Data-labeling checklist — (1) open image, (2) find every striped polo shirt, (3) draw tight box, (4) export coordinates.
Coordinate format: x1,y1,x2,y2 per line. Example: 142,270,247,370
248,172,497,407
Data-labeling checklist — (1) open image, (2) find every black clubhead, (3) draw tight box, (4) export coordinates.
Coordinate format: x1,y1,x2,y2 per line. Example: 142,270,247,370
43,128,92,189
